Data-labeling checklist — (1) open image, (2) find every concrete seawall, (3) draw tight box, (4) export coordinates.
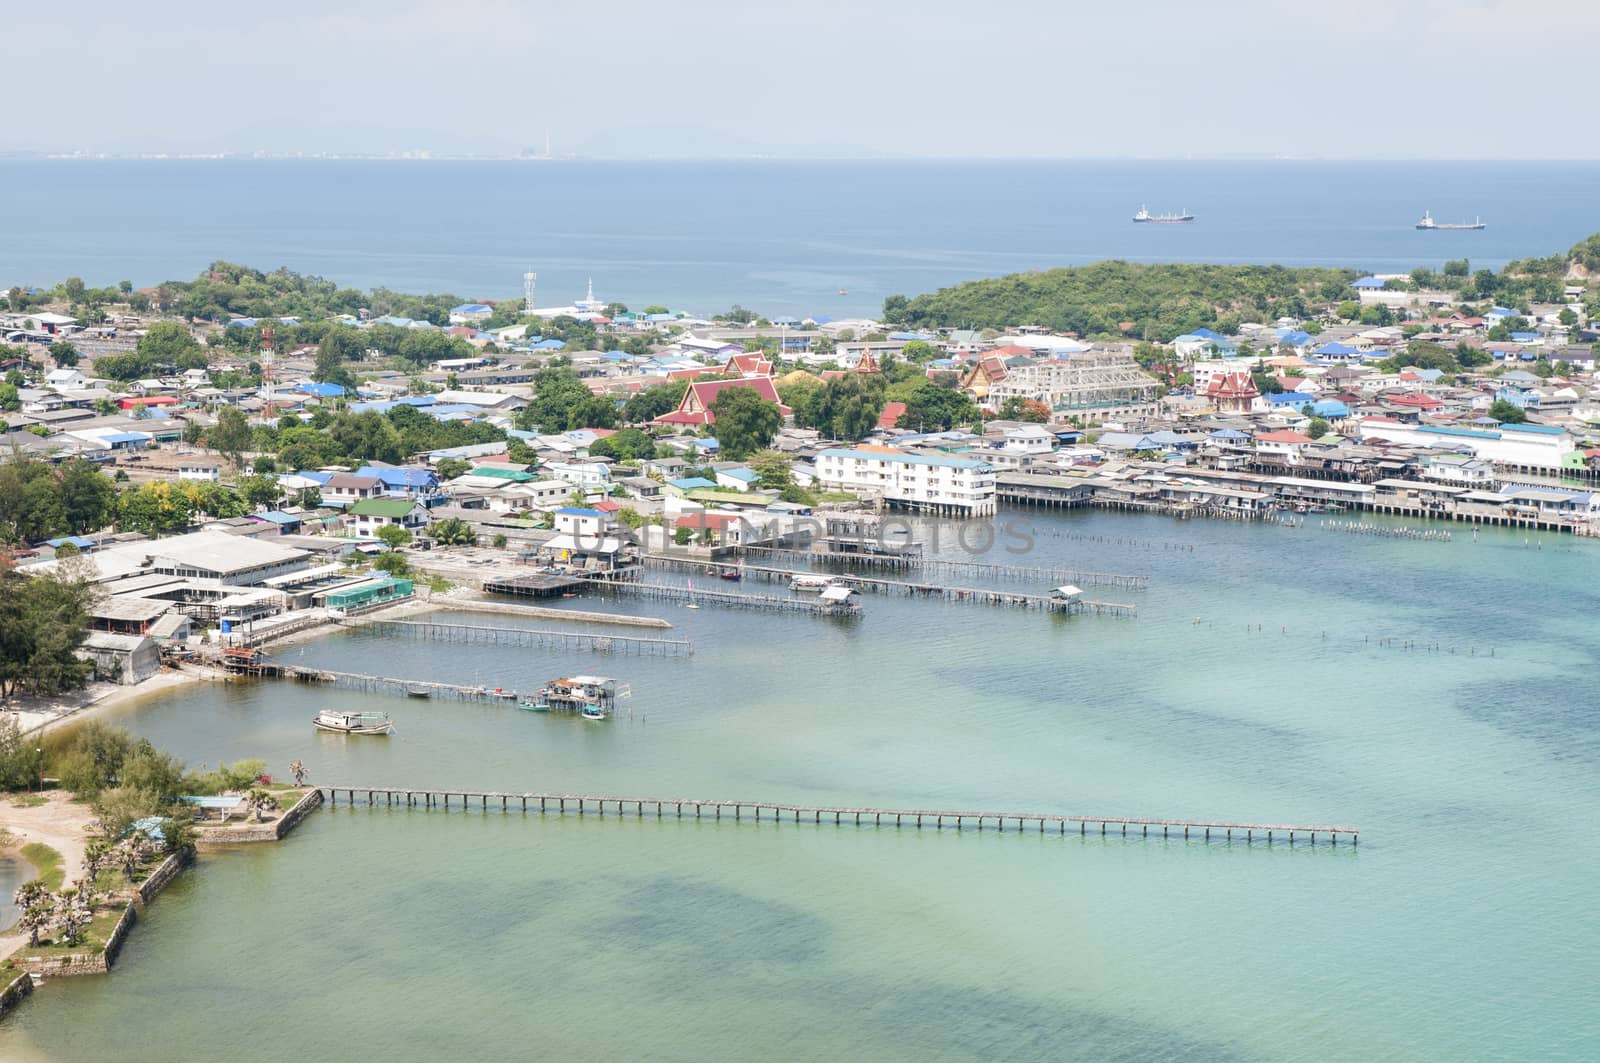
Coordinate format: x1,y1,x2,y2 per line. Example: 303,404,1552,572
0,970,33,1018
19,904,136,978
135,850,190,906
194,787,323,848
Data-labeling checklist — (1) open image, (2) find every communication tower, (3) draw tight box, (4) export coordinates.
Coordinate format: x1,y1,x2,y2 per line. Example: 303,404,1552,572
524,272,537,315
260,323,276,416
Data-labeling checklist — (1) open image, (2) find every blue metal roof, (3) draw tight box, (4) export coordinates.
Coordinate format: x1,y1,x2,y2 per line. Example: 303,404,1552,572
298,382,345,397
556,506,601,516
1501,422,1565,436
1352,276,1385,289
356,466,438,487
720,467,760,480
667,477,717,489
99,432,150,444
252,511,301,525
45,535,95,549
1266,391,1315,405
452,303,492,313
1315,342,1360,355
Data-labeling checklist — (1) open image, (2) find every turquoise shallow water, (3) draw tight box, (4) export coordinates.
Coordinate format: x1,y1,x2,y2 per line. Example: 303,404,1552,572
3,509,1598,1061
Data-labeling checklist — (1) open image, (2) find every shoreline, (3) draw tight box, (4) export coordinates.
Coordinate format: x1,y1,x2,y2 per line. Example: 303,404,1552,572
5,670,216,742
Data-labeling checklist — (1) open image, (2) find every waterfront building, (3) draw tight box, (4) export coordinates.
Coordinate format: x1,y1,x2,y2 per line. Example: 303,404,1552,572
815,447,997,515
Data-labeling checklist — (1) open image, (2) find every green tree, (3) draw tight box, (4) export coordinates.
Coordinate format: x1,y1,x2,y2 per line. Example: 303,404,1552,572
0,382,18,412
622,381,688,423
328,411,404,464
375,525,413,551
1305,416,1331,440
239,474,283,509
136,321,203,367
430,517,476,545
567,394,620,431
116,481,196,536
372,551,411,577
748,450,793,489
313,327,361,390
435,458,471,480
587,428,656,463
0,567,97,697
59,460,117,535
48,340,80,367
0,714,44,791
208,406,253,470
1489,399,1527,424
517,367,593,432
709,387,782,460
894,379,980,432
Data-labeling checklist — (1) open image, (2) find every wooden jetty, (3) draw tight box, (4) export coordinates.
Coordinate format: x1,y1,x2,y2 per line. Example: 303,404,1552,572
336,618,694,655
640,556,1136,617
482,573,588,598
729,545,1147,590
285,667,528,703
582,577,863,617
316,786,1358,845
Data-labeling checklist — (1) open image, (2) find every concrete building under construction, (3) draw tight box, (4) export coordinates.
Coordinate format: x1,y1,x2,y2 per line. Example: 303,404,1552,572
987,352,1162,425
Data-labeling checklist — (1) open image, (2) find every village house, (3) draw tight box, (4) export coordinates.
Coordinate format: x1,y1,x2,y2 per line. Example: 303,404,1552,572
347,497,430,533
322,474,386,503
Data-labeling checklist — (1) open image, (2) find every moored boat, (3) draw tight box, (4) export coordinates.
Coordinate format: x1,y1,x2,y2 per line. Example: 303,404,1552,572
406,686,432,698
789,574,837,592
527,675,630,717
313,709,394,735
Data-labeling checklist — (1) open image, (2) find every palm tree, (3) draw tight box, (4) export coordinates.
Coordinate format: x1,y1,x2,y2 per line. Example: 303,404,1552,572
288,760,307,786
84,837,113,885
12,881,52,947
245,788,275,822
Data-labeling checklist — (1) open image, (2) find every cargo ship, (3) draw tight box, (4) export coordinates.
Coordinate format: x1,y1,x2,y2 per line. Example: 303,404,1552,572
1416,211,1485,231
1133,206,1195,224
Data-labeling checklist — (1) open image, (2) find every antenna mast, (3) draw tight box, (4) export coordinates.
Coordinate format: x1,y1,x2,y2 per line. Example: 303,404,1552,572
524,272,537,315
260,323,276,417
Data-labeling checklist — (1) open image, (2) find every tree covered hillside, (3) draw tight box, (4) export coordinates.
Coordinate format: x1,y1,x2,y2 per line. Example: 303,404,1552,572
884,262,1358,341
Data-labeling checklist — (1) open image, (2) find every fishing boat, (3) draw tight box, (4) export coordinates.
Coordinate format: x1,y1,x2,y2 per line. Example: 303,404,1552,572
525,675,631,718
1133,205,1195,224
313,709,394,735
718,567,742,581
1416,210,1485,231
789,574,837,592
406,686,432,698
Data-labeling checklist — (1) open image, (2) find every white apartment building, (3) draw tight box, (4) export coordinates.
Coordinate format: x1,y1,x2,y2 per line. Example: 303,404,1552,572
814,448,996,516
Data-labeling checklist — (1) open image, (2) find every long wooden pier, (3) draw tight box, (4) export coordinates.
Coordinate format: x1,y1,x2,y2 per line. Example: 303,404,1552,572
316,786,1357,845
582,577,863,617
732,544,1148,589
335,618,694,655
283,667,530,703
640,556,1136,617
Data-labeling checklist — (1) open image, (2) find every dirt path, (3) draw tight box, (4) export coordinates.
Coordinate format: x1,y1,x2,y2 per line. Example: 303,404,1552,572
0,792,97,960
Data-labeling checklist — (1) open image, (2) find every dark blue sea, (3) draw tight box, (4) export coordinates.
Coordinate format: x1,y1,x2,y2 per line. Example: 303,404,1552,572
3,158,1598,317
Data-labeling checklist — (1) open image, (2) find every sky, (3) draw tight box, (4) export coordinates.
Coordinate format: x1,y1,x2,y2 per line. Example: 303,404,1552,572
12,0,1597,159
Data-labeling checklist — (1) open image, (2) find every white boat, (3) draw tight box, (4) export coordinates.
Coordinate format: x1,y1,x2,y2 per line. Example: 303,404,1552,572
789,574,838,592
580,705,607,721
313,709,394,735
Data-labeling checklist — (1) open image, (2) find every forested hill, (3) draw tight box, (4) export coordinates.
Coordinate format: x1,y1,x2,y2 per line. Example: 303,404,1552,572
882,262,1359,342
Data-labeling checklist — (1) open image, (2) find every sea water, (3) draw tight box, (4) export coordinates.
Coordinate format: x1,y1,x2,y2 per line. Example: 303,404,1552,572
2,159,1598,318
2,509,1597,1061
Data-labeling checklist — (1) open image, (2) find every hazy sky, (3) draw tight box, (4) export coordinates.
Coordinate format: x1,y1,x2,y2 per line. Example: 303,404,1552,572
14,0,1596,158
